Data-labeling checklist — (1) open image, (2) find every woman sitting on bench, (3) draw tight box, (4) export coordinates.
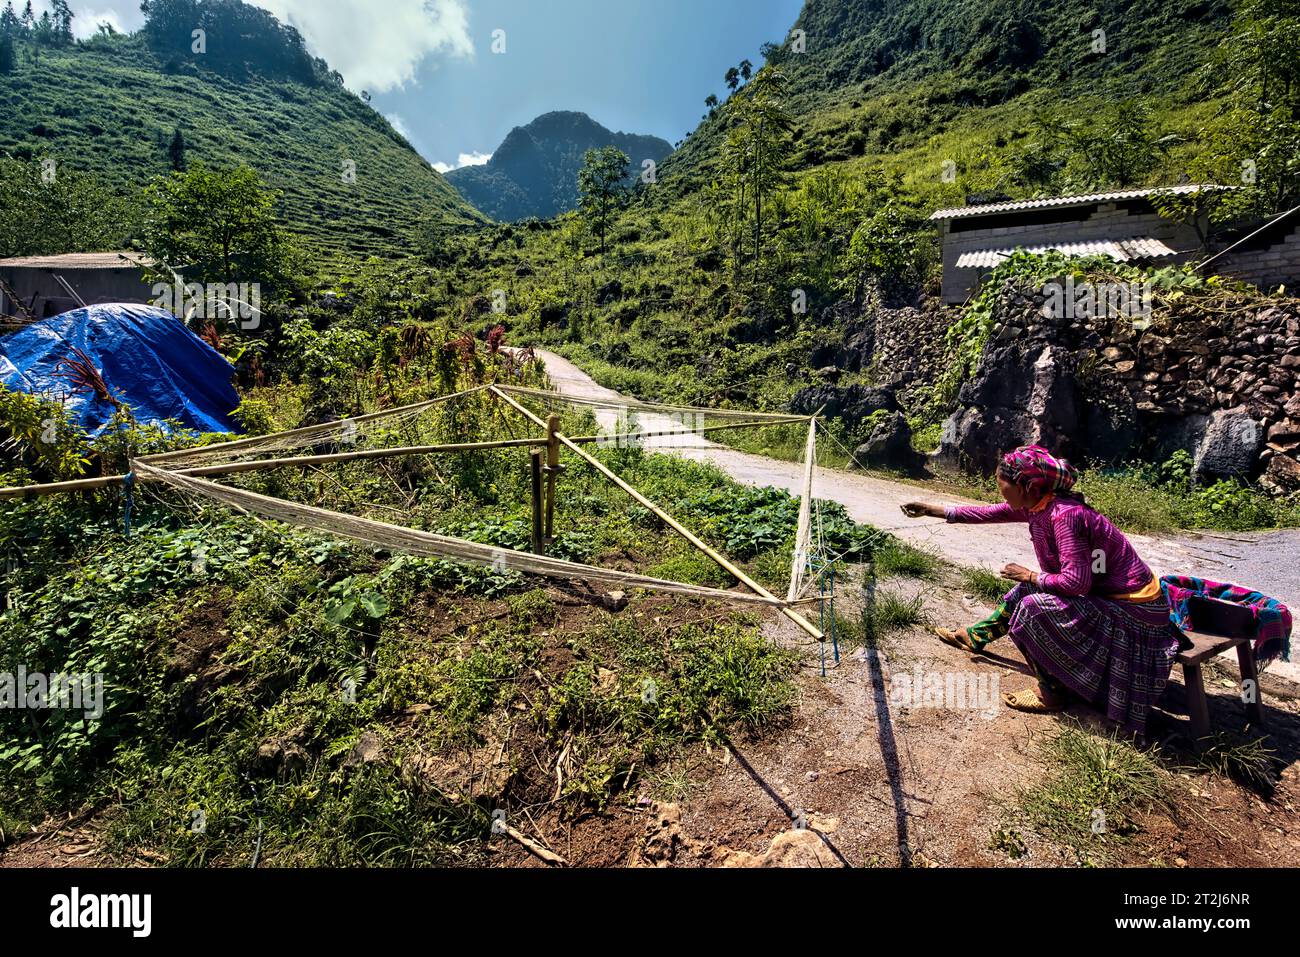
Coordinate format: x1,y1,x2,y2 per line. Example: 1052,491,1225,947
902,444,1183,735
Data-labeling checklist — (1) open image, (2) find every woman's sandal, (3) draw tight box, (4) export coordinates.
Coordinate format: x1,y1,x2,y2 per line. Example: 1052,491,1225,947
933,626,979,653
1002,687,1066,714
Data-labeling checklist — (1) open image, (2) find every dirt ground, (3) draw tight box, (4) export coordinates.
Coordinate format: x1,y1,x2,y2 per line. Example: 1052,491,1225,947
484,572,1300,869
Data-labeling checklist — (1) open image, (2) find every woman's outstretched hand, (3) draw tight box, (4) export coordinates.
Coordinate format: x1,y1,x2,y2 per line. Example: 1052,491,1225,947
901,502,943,519
1001,563,1036,584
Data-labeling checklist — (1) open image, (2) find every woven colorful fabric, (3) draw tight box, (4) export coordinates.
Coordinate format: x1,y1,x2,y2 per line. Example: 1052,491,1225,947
1159,575,1292,667
999,445,1079,497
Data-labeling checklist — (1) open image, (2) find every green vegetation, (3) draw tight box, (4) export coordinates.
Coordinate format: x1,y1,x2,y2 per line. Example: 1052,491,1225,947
961,566,1009,605
1186,732,1278,794
577,146,630,257
140,163,298,291
0,322,840,863
873,540,940,580
1015,723,1172,865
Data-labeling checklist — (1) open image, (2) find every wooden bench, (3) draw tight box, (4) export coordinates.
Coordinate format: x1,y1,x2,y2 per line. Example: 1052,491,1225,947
1174,595,1266,742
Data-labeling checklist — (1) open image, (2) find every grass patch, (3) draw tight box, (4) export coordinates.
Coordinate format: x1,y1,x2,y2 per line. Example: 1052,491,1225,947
961,566,1008,605
647,549,733,588
1016,723,1171,864
873,540,940,580
1183,732,1278,796
868,590,928,635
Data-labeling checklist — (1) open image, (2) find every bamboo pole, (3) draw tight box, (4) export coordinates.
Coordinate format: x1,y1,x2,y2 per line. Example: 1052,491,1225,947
494,383,808,421
489,386,824,640
0,436,548,500
137,384,491,466
178,438,545,475
0,474,127,499
565,417,812,446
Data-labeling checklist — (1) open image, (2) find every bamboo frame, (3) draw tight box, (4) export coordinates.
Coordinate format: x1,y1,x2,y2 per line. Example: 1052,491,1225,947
0,417,817,500
137,384,491,466
3,380,828,638
565,418,810,446
495,383,807,421
788,419,818,602
488,386,825,641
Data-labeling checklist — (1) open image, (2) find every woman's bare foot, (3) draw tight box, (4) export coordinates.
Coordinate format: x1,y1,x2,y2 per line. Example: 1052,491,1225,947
933,626,979,653
1002,686,1066,713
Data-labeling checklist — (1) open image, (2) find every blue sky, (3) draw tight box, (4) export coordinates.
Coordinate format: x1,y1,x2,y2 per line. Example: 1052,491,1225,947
41,0,806,170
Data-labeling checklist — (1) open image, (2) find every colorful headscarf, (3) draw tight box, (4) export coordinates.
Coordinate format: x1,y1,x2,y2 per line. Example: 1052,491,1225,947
998,445,1079,497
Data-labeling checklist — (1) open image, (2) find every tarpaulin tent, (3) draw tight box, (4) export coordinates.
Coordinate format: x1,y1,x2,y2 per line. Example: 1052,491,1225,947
0,303,241,436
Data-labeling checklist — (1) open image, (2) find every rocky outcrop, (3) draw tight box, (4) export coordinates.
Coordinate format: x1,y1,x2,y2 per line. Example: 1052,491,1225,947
936,342,1081,474
789,382,901,422
810,286,958,407
854,411,922,472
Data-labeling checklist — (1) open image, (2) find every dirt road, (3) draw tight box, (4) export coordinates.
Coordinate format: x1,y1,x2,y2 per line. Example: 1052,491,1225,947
534,348,1300,683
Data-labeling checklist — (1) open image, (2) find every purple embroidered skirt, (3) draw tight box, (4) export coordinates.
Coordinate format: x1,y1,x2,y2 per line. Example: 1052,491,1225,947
1004,582,1183,735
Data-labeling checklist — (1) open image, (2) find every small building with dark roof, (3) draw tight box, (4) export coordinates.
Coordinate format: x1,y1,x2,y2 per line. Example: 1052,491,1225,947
929,185,1229,304
0,252,155,320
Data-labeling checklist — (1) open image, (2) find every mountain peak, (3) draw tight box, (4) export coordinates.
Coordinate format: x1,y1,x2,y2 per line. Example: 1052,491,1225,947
446,111,672,221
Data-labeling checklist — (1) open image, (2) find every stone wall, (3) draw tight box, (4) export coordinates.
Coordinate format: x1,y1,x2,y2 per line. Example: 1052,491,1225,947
931,280,1300,493
809,286,957,409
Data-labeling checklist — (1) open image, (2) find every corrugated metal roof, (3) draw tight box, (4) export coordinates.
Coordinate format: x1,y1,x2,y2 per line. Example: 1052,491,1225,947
0,252,149,269
931,184,1233,221
954,237,1178,269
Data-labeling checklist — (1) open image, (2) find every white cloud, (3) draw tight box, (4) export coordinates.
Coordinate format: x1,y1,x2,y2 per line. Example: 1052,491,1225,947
70,9,126,40
433,151,491,174
249,0,474,92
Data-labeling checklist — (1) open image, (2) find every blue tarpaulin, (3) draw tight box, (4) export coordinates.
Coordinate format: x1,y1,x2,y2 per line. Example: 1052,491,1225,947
0,303,241,437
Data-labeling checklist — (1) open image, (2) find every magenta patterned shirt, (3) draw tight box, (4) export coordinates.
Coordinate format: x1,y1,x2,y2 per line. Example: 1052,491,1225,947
945,496,1155,598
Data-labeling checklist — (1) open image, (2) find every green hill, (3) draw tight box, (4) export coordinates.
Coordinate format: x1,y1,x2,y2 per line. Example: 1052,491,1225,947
0,30,484,259
663,0,1235,198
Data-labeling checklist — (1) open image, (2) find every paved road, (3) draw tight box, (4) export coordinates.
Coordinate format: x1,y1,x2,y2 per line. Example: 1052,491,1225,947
534,348,1300,683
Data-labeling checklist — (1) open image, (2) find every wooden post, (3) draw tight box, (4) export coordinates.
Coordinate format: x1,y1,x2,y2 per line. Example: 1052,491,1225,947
1236,640,1265,727
544,414,561,541
530,449,545,555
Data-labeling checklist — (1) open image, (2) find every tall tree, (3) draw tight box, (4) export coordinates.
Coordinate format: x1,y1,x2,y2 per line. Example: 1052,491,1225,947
576,146,629,257
0,27,14,74
168,128,187,171
140,163,294,290
720,67,793,284
725,66,740,92
50,0,72,44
